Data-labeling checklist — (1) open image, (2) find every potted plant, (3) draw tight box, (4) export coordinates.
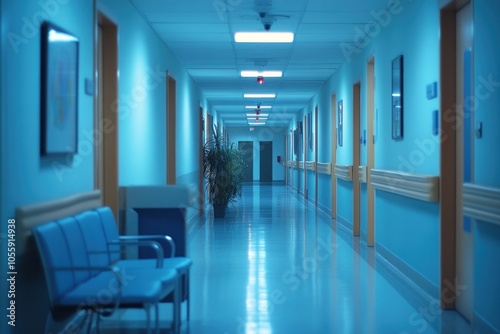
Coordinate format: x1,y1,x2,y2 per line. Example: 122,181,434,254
203,125,245,218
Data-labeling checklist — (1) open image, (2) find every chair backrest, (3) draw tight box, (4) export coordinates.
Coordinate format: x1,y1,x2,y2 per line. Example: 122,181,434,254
94,206,121,263
33,221,82,305
74,210,110,273
56,217,92,284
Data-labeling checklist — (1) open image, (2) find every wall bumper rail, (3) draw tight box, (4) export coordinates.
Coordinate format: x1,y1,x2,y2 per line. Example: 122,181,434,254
316,162,332,175
463,183,500,226
334,164,353,181
358,166,367,183
305,161,316,171
371,169,439,202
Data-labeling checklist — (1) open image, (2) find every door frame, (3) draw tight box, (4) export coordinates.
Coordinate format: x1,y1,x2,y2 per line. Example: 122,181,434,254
367,57,376,246
331,93,337,218
95,12,119,218
314,105,319,206
285,134,289,186
167,74,177,184
439,0,471,309
303,115,308,199
353,82,361,236
198,106,204,216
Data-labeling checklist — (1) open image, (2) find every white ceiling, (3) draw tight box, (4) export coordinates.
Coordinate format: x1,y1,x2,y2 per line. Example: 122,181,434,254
130,0,390,127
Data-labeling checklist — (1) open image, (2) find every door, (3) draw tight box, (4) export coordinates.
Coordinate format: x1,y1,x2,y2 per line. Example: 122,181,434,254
314,106,319,206
331,94,337,218
303,115,308,198
167,74,177,184
367,58,376,246
455,1,474,320
353,83,361,236
199,107,204,216
260,141,273,182
96,13,119,218
239,141,254,182
285,134,288,186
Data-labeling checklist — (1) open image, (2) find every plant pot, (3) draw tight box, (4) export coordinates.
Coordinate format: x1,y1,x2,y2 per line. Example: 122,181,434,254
213,204,226,218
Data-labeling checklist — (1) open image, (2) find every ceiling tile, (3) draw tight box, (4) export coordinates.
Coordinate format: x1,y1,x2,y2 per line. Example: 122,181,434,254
130,0,390,126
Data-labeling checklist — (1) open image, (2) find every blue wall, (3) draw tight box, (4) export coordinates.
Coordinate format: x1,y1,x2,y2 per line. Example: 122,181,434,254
0,1,205,332
288,0,443,297
99,0,202,187
1,1,95,332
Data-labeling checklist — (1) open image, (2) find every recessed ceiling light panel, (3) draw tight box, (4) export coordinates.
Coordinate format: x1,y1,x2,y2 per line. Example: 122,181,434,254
241,71,283,78
245,106,272,109
235,32,294,43
246,113,269,117
244,93,276,98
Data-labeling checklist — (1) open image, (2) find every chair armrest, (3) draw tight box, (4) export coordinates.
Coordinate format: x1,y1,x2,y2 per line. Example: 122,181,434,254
108,239,164,267
119,235,176,258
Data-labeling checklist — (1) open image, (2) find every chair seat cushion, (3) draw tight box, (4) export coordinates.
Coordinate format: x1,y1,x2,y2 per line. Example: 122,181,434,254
58,268,178,306
123,267,179,291
116,257,193,273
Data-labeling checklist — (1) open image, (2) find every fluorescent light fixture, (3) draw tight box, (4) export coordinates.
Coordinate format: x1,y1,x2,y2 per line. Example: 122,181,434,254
245,106,272,109
392,93,401,97
235,32,294,43
241,71,283,78
244,93,276,99
247,117,268,121
248,122,266,125
246,113,269,117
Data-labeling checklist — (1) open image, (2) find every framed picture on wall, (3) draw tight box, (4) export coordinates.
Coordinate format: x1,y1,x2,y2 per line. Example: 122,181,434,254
391,55,404,140
40,21,79,155
337,100,343,147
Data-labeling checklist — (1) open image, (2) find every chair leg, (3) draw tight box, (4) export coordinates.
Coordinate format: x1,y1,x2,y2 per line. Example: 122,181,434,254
172,279,181,334
155,302,160,334
186,272,190,322
94,310,102,334
145,303,152,334
44,311,52,334
85,310,95,334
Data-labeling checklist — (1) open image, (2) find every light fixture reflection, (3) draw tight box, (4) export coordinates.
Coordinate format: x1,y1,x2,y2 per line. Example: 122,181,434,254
246,230,272,334
49,29,78,42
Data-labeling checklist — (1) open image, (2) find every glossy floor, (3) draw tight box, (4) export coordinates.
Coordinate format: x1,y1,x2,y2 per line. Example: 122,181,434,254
101,183,471,333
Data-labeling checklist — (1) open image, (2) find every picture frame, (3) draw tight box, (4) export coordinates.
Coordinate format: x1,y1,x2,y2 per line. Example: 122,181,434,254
391,55,404,140
337,100,343,147
40,21,79,155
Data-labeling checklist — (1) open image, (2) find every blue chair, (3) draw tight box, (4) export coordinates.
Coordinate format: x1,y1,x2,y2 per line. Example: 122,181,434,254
33,216,179,333
94,206,193,330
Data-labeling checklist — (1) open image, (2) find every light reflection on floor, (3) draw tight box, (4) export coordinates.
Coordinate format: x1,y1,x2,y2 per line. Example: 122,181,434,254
99,183,471,333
